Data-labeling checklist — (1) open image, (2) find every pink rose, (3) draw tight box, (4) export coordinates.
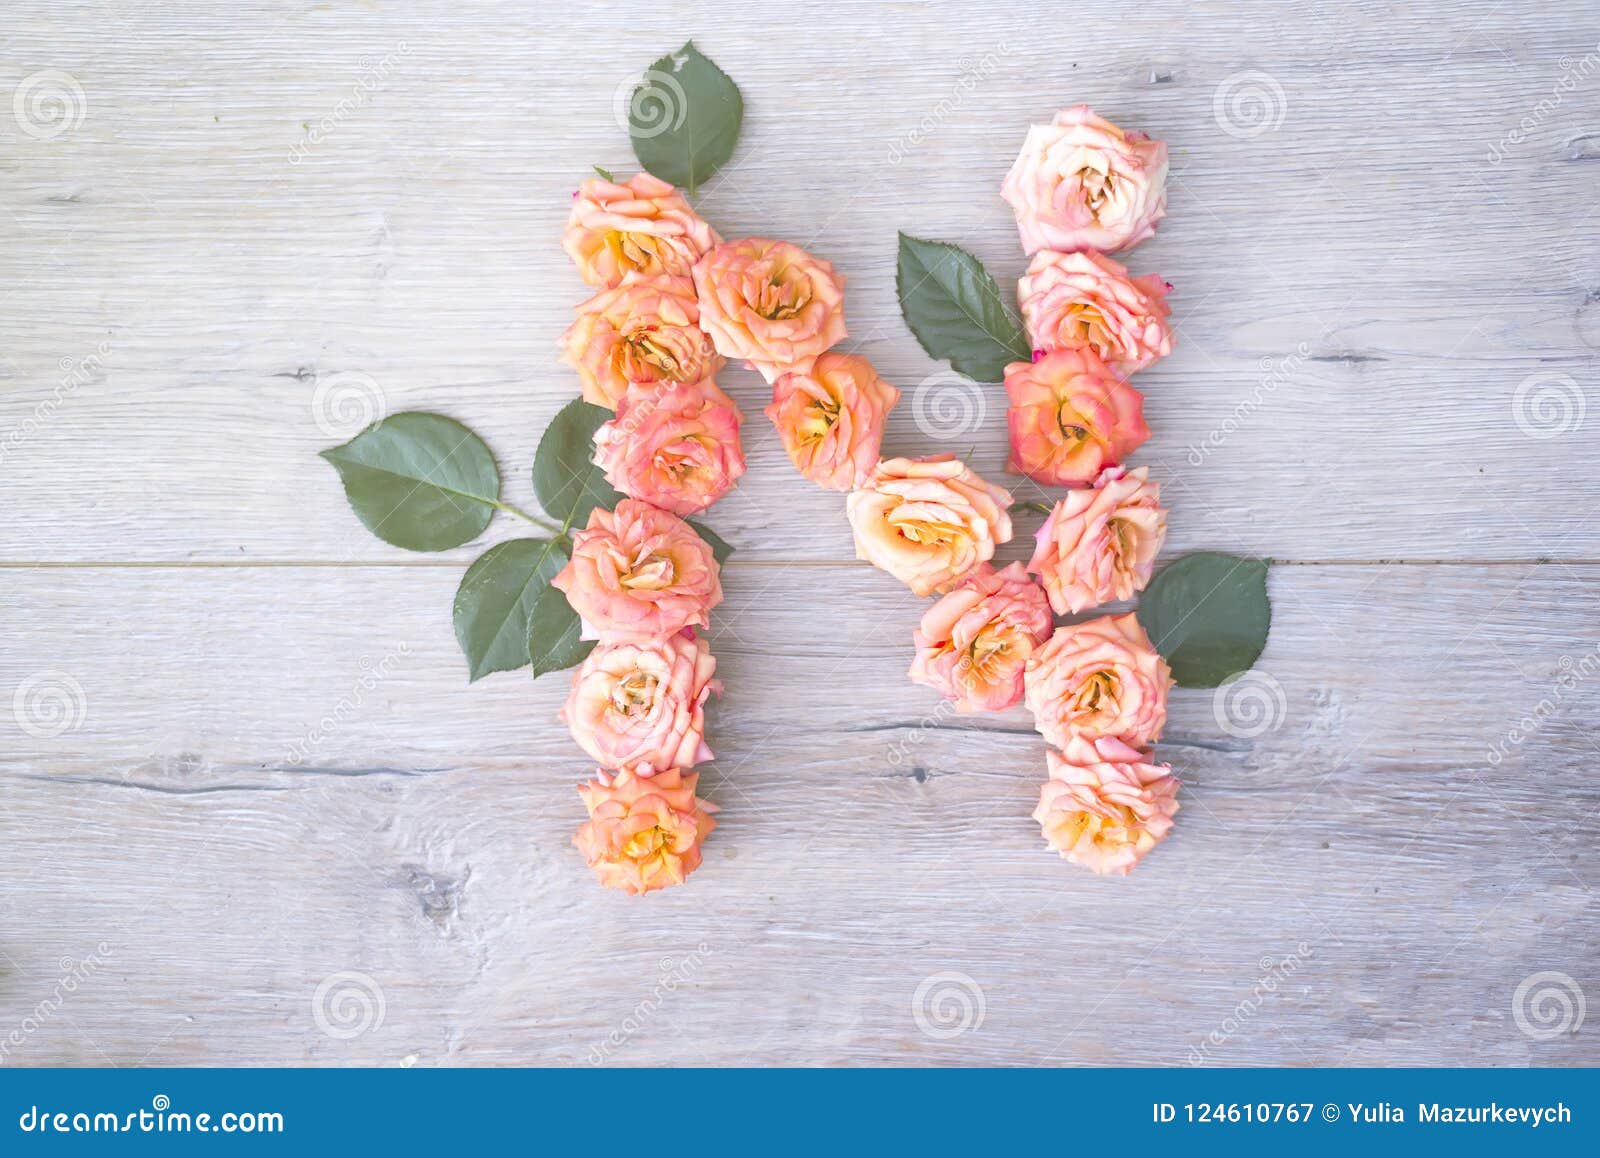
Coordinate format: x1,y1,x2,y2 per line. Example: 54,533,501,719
560,274,724,410
593,382,746,516
692,238,847,383
765,353,900,491
1018,250,1173,375
1023,612,1171,749
562,631,718,775
551,498,723,641
1001,105,1168,255
1005,349,1149,486
563,172,720,289
908,562,1053,712
574,767,718,895
847,454,1014,597
1027,466,1166,614
1033,736,1179,875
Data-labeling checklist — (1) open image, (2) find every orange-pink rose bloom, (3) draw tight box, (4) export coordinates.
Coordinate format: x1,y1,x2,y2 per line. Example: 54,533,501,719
551,498,723,642
593,382,746,516
1027,466,1166,614
908,562,1053,712
560,274,724,410
1005,349,1149,486
573,767,718,895
1018,250,1173,375
1001,105,1168,255
561,631,718,775
692,238,847,384
1034,736,1179,875
847,454,1014,597
563,172,720,289
766,353,900,491
1024,612,1172,750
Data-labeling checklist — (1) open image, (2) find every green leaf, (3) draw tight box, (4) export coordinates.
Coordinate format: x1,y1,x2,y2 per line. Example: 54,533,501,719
896,233,1030,383
320,412,499,552
532,398,624,532
1137,552,1272,688
687,519,734,565
627,40,743,196
528,582,596,679
453,538,569,682
593,164,616,181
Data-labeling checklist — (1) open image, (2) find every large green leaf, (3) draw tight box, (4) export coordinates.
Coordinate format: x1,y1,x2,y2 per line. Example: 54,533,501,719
687,519,734,566
453,538,569,681
896,233,1030,383
528,582,596,679
532,398,624,532
1137,552,1272,688
320,412,499,552
627,41,743,196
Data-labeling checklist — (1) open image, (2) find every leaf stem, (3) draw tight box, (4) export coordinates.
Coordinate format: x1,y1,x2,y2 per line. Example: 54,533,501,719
493,499,564,537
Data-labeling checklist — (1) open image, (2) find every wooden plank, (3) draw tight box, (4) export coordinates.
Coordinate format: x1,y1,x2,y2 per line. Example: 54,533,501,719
0,562,1593,1065
2,3,1598,562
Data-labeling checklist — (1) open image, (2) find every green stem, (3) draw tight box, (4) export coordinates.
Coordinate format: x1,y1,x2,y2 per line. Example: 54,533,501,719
493,499,565,538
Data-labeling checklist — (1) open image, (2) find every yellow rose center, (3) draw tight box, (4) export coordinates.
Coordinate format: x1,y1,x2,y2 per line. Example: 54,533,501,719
1058,804,1139,850
799,394,840,443
754,271,812,321
1058,302,1106,350
1070,669,1120,722
1075,161,1116,220
609,670,660,719
622,552,676,590
1056,400,1090,444
622,824,671,860
605,229,664,276
622,328,683,379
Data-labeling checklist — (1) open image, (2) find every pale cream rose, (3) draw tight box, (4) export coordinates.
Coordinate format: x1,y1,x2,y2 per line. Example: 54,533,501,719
561,631,719,775
1034,735,1179,875
692,238,847,384
1017,249,1173,375
1023,612,1172,749
765,353,900,491
563,172,720,288
846,454,1013,597
1001,105,1168,255
560,274,724,409
1027,466,1166,614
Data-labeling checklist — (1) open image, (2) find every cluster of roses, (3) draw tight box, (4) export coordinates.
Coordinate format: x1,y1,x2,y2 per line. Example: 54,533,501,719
552,106,1183,892
553,172,861,894
844,107,1182,875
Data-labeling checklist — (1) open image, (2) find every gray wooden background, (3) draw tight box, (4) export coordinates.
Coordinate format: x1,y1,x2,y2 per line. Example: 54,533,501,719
1,1,1596,1066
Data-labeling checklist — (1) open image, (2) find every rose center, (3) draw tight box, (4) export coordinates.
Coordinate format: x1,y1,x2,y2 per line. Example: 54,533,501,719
799,395,840,443
1058,303,1106,349
623,551,676,590
1070,669,1120,720
609,671,659,718
754,272,811,321
1075,164,1116,219
624,328,682,378
623,825,670,860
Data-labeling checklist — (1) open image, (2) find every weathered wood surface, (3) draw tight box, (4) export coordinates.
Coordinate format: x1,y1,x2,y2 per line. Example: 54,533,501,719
0,0,1596,1066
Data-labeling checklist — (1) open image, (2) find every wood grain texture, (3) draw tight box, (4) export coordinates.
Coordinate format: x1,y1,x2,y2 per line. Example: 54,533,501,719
1,0,1597,1066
